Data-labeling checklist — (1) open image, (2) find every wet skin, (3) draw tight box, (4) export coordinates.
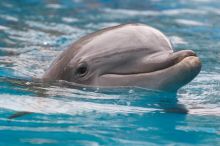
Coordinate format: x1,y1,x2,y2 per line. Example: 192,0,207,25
42,24,201,92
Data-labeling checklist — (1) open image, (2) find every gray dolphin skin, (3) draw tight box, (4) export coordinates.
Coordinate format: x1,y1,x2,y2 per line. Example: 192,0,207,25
42,23,201,92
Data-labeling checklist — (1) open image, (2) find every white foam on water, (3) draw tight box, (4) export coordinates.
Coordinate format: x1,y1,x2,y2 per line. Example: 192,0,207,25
0,94,160,115
175,19,208,26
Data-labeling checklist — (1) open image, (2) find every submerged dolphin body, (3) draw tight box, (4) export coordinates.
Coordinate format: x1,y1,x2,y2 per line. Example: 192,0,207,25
42,24,201,92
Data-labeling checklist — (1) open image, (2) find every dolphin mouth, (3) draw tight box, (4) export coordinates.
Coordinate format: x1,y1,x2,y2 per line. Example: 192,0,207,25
98,50,201,91
104,50,198,76
161,50,198,72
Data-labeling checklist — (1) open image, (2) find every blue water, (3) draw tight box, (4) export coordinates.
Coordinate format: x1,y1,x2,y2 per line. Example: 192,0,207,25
0,0,220,145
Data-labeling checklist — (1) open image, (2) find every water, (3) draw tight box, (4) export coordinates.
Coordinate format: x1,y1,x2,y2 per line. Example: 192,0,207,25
0,0,220,145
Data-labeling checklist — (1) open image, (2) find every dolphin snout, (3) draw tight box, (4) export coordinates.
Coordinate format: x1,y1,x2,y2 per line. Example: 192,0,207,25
181,55,201,76
172,50,197,64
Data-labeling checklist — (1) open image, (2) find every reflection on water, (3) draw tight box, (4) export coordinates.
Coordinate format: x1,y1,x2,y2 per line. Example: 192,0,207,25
0,0,220,145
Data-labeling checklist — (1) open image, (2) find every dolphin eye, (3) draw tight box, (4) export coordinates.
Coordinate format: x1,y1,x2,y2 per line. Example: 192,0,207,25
75,63,88,77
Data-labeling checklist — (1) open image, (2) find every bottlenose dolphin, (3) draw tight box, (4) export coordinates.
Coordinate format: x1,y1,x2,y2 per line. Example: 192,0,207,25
42,24,201,92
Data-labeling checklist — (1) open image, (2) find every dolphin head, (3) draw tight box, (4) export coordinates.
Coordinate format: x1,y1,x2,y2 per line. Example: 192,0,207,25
42,24,201,92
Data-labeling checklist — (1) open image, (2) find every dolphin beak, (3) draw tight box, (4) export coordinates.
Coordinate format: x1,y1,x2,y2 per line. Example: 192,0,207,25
171,50,197,64
158,54,201,91
97,49,201,92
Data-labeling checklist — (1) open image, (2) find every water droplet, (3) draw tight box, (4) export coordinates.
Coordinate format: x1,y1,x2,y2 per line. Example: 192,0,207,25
25,82,31,85
129,89,134,94
43,42,49,45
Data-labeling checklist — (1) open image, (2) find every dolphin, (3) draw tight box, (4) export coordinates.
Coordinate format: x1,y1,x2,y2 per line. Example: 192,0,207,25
42,23,201,92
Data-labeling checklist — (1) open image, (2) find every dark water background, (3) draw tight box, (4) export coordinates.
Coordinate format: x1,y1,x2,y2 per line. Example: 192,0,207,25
0,0,220,145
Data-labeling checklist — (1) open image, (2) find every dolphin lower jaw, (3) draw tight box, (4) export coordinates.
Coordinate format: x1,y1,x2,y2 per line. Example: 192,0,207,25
157,56,201,91
96,52,201,92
